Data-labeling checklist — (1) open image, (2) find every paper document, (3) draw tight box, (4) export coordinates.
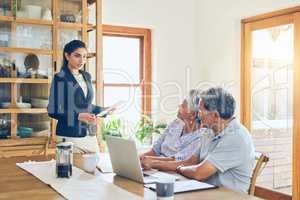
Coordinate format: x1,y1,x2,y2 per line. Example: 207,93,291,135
145,180,216,193
97,101,125,117
143,170,179,180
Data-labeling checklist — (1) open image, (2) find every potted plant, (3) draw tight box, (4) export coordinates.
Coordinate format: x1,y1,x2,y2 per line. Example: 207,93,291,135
97,117,123,152
101,117,123,141
134,115,167,146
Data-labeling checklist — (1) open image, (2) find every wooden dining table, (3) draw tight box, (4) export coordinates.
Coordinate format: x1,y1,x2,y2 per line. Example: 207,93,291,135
0,156,262,200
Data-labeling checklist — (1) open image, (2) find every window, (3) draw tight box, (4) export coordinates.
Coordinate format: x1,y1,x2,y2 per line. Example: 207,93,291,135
102,25,151,133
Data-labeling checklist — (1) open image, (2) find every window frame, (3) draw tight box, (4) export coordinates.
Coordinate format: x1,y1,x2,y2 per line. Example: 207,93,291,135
102,24,152,116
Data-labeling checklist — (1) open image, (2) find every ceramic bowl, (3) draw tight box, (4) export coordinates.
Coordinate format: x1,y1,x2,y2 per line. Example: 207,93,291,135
31,98,49,108
0,102,31,108
17,126,33,138
0,129,9,139
0,102,10,108
16,102,31,108
31,129,49,137
25,5,42,19
17,10,27,18
27,121,50,132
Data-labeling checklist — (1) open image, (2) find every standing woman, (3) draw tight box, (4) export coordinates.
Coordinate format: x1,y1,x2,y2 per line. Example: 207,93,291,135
48,40,106,154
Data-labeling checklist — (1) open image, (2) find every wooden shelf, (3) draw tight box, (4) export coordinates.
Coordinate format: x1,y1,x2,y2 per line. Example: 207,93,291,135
0,137,48,147
0,16,53,26
0,108,47,114
0,144,45,151
87,24,96,32
15,18,53,26
0,16,54,26
88,52,96,58
57,50,95,59
0,15,13,22
0,47,53,55
0,78,51,84
57,22,95,31
58,22,83,29
55,51,95,63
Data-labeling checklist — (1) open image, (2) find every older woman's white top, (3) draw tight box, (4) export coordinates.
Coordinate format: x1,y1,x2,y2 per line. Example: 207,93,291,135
152,119,205,160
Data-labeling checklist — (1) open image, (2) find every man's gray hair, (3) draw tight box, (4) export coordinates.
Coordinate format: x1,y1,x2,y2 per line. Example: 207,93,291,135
200,87,235,119
187,89,200,112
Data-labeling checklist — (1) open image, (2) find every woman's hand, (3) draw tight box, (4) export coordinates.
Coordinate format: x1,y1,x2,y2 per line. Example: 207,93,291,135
104,106,117,115
78,113,97,124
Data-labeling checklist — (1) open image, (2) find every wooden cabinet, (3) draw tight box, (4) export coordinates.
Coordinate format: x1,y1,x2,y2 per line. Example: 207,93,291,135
0,0,102,158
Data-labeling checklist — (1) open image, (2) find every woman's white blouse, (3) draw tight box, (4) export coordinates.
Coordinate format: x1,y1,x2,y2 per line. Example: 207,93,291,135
72,72,88,98
152,119,205,160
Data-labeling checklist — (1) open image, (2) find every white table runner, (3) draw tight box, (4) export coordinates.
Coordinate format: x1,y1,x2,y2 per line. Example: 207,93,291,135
17,160,143,200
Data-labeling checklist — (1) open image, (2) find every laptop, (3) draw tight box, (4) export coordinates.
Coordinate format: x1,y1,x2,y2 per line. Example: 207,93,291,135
106,136,178,184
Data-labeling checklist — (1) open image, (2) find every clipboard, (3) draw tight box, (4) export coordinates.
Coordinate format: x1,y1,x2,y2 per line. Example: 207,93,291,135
96,101,125,117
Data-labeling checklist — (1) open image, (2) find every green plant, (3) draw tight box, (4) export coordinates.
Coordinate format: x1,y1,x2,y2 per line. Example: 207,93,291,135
101,117,123,141
134,115,167,144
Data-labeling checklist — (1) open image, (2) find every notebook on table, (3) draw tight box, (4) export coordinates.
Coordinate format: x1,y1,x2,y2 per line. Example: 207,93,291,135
144,180,217,193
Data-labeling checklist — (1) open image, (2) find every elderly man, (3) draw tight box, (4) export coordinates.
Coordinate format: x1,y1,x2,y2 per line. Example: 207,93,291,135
141,87,255,193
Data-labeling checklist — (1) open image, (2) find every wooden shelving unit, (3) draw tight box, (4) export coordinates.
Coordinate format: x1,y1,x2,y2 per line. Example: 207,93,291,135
0,108,47,114
0,47,53,55
15,18,54,25
0,0,102,158
0,78,50,84
0,16,13,22
58,22,83,29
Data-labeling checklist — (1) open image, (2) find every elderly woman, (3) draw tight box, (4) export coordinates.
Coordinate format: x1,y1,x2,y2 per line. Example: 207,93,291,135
140,90,205,161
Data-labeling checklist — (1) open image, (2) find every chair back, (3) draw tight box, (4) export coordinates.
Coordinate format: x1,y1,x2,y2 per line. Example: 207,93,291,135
249,152,269,195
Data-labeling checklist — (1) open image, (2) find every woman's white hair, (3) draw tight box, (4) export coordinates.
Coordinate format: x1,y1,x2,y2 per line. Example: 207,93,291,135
186,89,200,112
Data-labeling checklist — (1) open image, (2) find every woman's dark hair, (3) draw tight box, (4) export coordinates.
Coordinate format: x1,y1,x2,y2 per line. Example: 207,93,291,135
62,40,87,69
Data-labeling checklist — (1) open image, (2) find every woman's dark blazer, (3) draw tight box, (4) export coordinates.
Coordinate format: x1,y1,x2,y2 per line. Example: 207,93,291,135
47,66,103,137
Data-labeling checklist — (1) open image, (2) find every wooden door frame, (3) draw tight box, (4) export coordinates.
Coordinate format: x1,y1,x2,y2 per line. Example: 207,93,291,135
241,6,300,200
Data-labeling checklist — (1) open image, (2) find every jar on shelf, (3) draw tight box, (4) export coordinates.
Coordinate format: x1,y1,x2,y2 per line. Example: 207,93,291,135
0,33,9,47
0,58,12,77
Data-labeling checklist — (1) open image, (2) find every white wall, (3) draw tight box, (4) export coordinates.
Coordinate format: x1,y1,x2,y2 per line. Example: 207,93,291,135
103,0,300,120
196,0,300,117
102,0,198,122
